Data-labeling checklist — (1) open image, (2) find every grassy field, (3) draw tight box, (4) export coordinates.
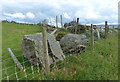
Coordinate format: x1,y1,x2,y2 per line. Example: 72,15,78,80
0,23,2,81
2,22,118,80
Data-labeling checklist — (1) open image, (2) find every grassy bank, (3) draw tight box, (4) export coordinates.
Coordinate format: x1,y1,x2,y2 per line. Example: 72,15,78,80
2,22,118,80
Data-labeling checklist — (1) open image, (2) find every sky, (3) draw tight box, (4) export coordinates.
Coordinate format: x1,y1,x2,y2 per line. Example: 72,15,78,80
0,0,119,26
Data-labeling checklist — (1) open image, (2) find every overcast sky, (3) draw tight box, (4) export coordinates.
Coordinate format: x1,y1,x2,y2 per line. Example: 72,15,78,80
0,0,119,26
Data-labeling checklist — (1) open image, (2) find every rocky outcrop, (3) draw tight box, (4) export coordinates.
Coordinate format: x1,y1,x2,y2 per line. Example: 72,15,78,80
60,34,88,54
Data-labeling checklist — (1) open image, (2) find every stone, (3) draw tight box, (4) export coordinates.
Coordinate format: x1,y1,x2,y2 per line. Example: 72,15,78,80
47,33,65,61
60,34,88,54
22,33,65,67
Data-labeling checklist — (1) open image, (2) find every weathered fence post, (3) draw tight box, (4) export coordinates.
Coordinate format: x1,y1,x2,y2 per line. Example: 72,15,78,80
75,18,79,34
77,18,79,24
60,15,63,27
100,27,102,32
113,26,114,29
56,16,58,28
105,21,109,39
90,24,94,46
8,48,24,71
49,18,52,25
84,24,87,31
96,27,100,39
42,26,50,73
113,25,115,32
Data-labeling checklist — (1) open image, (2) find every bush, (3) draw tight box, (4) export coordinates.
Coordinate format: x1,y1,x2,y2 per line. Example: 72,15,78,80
67,26,86,34
55,31,68,41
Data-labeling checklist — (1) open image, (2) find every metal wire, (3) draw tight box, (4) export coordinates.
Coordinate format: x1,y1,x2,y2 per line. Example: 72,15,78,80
1,26,113,80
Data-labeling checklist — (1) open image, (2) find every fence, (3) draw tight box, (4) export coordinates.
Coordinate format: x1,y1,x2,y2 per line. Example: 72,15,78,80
2,48,45,80
1,19,118,80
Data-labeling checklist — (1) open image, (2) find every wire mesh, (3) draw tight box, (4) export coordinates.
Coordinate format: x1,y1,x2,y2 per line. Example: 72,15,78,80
1,24,117,80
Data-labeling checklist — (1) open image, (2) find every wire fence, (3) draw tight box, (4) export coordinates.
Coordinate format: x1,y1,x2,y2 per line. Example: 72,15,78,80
2,48,46,80
2,48,67,80
1,21,118,80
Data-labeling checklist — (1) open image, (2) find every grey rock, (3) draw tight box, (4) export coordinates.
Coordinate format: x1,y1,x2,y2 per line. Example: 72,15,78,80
47,33,65,60
60,34,88,54
22,33,65,67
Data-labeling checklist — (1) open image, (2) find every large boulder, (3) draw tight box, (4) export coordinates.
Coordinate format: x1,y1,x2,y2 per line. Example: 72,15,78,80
22,33,65,67
60,34,88,54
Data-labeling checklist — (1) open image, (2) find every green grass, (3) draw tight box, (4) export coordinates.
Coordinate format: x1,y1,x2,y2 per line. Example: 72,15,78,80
2,22,43,80
2,23,42,51
2,22,118,80
0,22,2,81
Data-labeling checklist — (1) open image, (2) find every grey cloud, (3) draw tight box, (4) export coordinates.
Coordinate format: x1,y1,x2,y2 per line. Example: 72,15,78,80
1,0,118,25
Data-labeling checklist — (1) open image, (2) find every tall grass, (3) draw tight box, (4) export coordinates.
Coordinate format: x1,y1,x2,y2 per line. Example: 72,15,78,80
2,22,118,80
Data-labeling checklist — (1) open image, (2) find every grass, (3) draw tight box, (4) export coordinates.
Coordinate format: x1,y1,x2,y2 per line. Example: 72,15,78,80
0,22,2,81
2,22,42,80
2,22,118,80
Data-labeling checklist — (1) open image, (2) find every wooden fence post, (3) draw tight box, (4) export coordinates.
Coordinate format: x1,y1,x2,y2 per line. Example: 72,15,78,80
113,25,115,32
49,18,52,25
8,48,24,71
77,18,79,24
77,18,79,33
42,26,50,73
90,24,94,46
60,15,63,27
105,21,108,39
75,18,79,34
56,16,58,28
96,27,100,39
84,24,86,30
100,27,102,32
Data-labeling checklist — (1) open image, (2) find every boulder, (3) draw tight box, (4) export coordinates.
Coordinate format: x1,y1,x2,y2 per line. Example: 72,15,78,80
22,33,65,67
60,34,88,54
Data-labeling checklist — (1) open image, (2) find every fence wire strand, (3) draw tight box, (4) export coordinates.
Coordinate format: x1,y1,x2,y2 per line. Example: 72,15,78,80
1,25,117,80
